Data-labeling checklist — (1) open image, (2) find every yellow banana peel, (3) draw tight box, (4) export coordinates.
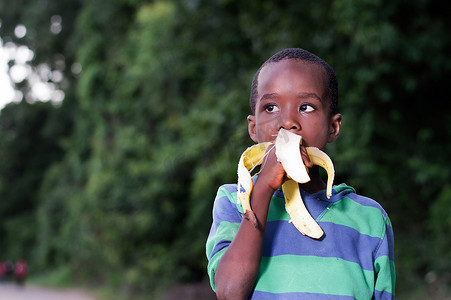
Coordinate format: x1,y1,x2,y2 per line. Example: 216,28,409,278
237,142,271,227
282,179,324,239
305,146,334,199
237,128,335,238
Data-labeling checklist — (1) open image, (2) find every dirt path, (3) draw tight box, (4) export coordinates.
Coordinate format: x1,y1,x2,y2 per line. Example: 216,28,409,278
0,282,99,300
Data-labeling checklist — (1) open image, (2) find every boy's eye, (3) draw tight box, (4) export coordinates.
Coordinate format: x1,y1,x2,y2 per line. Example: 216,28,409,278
300,104,315,112
265,104,279,112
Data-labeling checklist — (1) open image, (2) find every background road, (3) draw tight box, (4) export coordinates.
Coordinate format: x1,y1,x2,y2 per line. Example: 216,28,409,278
0,283,99,300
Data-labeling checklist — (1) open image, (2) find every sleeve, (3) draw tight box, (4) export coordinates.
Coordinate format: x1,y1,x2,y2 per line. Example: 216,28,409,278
373,214,396,300
205,184,243,291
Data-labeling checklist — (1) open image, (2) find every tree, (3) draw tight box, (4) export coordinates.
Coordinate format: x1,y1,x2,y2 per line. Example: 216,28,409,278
0,101,65,259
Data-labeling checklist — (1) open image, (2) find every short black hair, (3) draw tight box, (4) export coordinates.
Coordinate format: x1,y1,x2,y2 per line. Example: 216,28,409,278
249,48,338,115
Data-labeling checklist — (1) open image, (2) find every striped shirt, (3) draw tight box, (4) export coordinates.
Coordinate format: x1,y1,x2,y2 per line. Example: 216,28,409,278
206,183,395,299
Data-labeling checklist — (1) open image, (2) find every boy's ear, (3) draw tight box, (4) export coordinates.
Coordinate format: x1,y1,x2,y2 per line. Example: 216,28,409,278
327,113,342,143
247,115,258,143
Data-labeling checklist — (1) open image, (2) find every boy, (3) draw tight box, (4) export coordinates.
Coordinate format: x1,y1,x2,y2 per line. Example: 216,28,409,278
206,48,395,299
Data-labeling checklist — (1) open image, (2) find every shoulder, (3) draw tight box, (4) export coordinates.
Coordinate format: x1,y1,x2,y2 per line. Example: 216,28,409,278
333,183,390,219
334,186,396,263
215,183,239,198
330,184,393,238
212,183,244,219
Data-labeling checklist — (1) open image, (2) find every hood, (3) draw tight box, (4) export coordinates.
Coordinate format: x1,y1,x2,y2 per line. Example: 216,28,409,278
328,183,356,203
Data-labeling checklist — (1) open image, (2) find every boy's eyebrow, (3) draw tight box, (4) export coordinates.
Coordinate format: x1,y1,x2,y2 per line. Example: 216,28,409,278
259,93,279,102
298,92,324,103
259,92,323,103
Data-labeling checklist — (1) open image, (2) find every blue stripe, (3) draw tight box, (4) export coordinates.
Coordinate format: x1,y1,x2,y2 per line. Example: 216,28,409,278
262,221,381,270
209,239,230,260
251,290,357,299
208,193,242,238
374,289,394,300
221,183,240,194
298,188,331,219
212,194,242,223
375,223,395,260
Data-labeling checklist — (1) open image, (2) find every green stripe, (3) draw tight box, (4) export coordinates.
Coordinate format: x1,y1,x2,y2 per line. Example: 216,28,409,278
267,194,291,221
319,197,390,238
215,221,240,240
206,221,239,256
207,247,226,291
217,187,238,204
255,255,374,299
217,186,243,213
374,255,396,294
383,214,393,228
206,221,240,291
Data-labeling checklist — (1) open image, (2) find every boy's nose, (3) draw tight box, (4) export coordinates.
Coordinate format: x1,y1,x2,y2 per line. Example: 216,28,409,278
279,110,300,131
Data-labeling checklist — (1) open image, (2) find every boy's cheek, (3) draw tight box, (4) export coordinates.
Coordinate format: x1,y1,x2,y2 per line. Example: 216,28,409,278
254,122,278,142
301,131,329,149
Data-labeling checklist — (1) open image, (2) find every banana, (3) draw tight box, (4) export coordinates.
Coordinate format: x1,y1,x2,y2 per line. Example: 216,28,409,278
282,179,324,239
237,142,272,227
236,128,335,238
275,129,310,183
305,146,334,199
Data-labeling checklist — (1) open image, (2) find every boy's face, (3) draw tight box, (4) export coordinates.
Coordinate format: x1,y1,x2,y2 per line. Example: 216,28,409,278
248,59,342,150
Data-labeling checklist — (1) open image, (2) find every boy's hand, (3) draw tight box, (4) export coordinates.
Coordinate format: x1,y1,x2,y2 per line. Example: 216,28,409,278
255,145,285,191
257,144,313,191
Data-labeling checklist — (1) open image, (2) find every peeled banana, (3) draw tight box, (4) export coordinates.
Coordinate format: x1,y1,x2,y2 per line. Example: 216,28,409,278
275,129,310,183
237,128,335,238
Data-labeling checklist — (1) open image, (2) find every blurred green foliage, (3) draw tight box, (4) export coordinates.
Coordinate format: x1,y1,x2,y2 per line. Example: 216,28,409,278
0,0,450,298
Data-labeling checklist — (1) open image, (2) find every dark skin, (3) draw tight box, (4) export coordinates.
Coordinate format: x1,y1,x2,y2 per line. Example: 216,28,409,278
214,59,342,300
